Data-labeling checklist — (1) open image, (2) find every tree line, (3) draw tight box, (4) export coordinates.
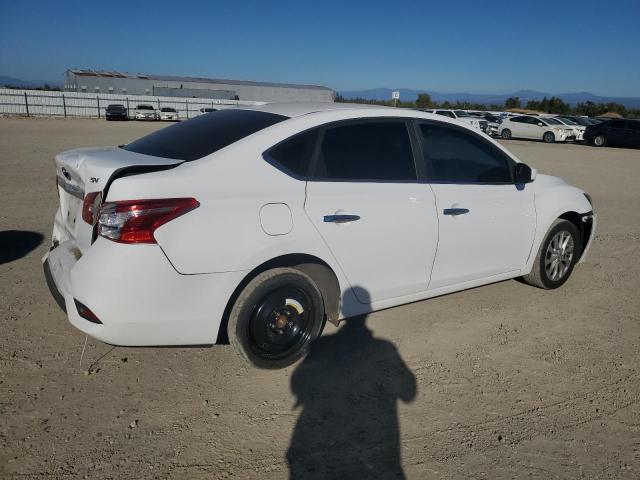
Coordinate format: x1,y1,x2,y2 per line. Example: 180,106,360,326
336,93,640,118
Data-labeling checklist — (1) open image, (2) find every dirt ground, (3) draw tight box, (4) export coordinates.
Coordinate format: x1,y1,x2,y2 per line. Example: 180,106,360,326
1,117,639,479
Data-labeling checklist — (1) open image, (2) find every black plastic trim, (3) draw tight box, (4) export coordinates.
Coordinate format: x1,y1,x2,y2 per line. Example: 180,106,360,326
43,259,67,313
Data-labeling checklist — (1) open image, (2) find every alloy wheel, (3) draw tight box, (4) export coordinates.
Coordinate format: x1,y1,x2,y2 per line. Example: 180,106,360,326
544,230,574,281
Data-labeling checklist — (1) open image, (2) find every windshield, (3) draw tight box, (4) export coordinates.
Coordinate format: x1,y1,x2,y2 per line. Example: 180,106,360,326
107,105,125,110
123,109,288,161
137,105,153,110
454,110,471,117
571,117,592,126
161,107,176,112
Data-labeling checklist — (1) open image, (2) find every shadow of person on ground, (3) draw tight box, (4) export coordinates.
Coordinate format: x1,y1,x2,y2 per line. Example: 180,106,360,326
287,287,416,480
0,230,44,265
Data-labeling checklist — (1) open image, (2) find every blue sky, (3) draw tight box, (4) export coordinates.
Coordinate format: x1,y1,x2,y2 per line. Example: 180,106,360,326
1,0,639,96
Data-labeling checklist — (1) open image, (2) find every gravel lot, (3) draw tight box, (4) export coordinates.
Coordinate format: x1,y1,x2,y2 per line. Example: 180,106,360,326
1,117,639,479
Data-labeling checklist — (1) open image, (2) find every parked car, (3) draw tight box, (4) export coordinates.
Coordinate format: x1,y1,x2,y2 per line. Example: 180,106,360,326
482,113,503,136
428,109,488,133
134,104,158,120
43,104,595,369
159,107,179,121
105,104,128,121
200,107,218,114
584,119,640,147
499,115,576,143
550,116,585,141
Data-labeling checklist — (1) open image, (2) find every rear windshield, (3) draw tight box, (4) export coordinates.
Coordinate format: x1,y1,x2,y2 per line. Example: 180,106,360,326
122,109,288,161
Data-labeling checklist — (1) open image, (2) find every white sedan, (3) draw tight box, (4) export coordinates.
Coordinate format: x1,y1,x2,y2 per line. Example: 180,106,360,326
499,115,576,142
44,104,596,369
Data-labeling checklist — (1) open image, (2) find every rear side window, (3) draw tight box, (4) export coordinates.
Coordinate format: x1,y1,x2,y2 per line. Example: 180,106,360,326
123,109,287,161
436,111,456,119
628,121,640,131
312,121,416,181
419,122,514,183
609,120,627,129
264,130,318,178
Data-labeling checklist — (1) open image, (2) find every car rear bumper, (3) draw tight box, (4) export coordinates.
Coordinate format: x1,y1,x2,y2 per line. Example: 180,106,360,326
42,237,246,346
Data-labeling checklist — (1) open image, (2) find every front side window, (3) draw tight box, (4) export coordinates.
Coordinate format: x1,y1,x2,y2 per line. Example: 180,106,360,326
419,122,514,184
312,121,416,181
510,116,526,123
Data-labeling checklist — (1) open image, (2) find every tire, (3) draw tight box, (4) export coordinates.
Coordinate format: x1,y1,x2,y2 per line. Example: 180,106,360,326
228,268,326,369
543,132,555,143
593,135,606,147
521,219,581,289
501,129,512,140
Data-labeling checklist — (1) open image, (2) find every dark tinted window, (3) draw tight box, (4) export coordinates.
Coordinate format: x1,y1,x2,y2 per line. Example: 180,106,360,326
313,121,416,181
510,116,526,123
160,107,176,112
436,110,456,118
107,104,125,111
609,120,628,129
137,105,153,110
264,130,318,178
628,121,640,131
419,122,513,183
123,109,287,161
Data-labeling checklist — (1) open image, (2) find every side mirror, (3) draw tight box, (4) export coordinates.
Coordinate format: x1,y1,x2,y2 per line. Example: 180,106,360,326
537,122,544,127
515,163,535,183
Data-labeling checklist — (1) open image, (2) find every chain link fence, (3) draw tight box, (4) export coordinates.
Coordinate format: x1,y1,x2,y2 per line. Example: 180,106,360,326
0,88,262,120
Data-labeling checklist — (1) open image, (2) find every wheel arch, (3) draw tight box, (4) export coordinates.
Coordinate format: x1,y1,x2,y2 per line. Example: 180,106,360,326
217,253,342,344
559,211,593,260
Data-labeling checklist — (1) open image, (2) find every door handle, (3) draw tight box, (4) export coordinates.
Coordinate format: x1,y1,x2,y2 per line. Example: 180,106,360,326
323,214,361,223
443,208,469,216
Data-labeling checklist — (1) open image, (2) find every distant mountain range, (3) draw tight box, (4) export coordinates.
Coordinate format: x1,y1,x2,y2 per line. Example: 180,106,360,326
338,88,640,109
0,75,61,88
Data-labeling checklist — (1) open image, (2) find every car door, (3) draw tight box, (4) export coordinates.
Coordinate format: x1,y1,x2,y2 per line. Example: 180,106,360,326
508,116,529,138
415,120,536,289
608,120,630,146
627,121,640,147
304,119,439,304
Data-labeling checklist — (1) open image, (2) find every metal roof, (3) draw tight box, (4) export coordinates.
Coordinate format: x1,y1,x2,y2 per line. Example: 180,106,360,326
67,69,333,91
237,102,389,117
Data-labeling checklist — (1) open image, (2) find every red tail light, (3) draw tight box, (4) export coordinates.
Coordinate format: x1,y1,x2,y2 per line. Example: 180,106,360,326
97,198,199,244
74,299,102,324
82,192,102,225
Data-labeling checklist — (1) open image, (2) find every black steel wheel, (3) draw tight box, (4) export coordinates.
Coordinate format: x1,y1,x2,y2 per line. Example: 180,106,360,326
228,268,326,369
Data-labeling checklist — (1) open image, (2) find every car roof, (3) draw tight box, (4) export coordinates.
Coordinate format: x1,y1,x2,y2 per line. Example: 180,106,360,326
238,102,391,118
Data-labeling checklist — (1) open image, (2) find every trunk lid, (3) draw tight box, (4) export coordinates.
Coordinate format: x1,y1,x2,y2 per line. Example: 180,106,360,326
54,146,182,251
